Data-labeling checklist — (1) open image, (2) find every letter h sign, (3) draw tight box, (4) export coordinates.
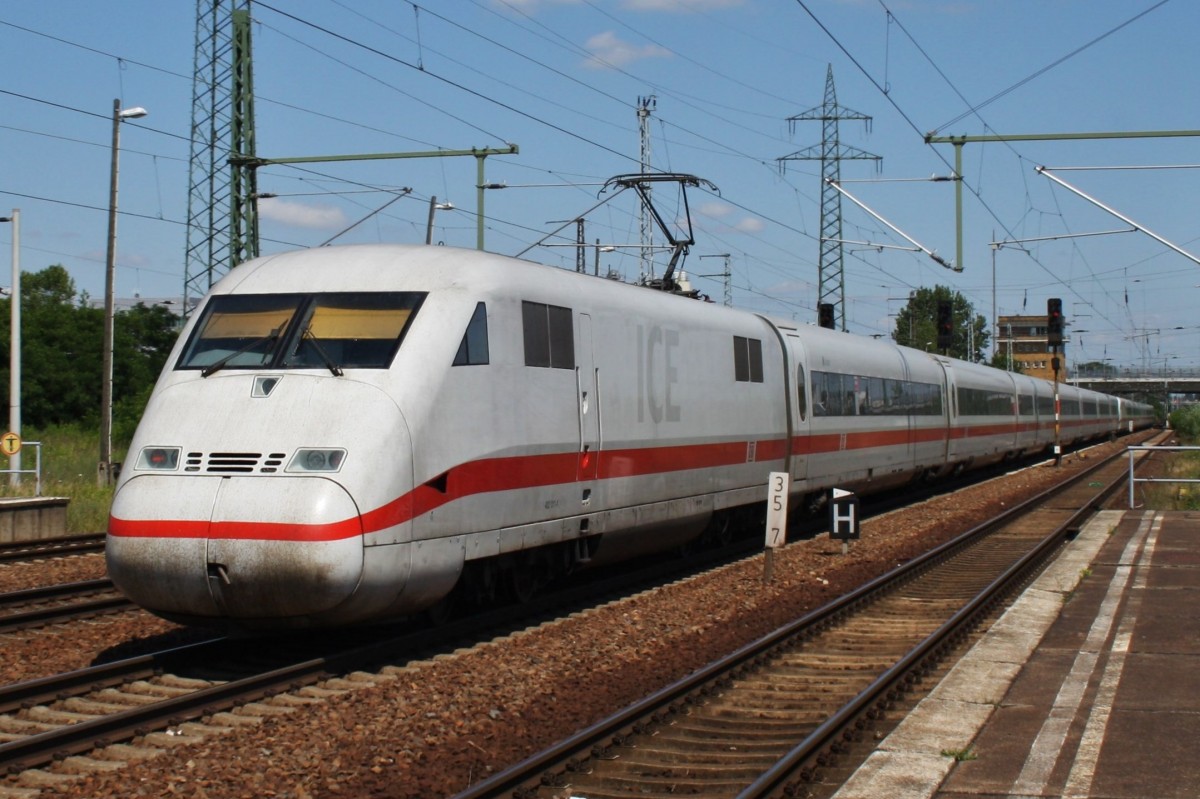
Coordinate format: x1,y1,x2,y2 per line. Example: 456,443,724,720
829,488,860,542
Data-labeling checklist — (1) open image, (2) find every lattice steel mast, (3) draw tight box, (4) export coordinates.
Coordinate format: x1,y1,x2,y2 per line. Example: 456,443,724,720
184,0,255,313
778,65,880,331
637,95,656,282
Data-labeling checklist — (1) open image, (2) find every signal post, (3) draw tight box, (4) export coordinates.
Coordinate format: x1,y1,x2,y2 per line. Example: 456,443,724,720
1048,298,1064,465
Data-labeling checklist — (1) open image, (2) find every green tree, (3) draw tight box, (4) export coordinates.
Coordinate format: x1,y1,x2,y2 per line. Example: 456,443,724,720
0,265,180,440
1076,360,1117,378
16,265,102,427
112,302,181,443
989,351,1025,373
892,285,988,361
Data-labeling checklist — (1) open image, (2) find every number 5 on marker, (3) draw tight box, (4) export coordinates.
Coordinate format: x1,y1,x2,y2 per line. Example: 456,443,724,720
765,471,789,548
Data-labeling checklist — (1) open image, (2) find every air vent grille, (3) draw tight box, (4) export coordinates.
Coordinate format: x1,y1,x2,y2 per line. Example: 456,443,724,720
183,452,289,473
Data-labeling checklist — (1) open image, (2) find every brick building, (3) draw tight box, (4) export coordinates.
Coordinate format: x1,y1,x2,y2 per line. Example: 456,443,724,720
995,314,1067,381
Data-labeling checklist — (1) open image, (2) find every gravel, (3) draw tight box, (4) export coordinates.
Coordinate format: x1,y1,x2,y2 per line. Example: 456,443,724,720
1,439,1138,798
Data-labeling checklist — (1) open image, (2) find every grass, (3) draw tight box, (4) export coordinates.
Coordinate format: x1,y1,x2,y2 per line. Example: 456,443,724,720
0,423,121,534
1140,448,1200,511
941,745,978,762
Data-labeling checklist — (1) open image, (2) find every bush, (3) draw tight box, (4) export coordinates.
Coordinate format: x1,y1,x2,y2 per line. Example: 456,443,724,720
1169,405,1200,443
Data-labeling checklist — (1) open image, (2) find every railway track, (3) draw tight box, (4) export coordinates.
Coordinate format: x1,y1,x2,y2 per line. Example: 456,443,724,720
453,432,1169,799
0,523,783,783
0,579,131,634
0,534,105,565
0,434,1161,793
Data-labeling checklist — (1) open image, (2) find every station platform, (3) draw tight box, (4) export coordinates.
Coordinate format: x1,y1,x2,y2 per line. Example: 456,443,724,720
833,508,1200,799
0,496,69,542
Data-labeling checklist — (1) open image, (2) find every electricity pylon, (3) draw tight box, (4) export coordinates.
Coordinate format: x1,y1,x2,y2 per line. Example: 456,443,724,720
184,0,255,313
778,65,881,331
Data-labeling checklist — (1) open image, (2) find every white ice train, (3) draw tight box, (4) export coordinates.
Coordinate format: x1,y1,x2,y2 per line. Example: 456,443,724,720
106,244,1154,630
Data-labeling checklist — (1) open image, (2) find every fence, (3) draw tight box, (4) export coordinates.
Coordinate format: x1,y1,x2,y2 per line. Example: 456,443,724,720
1128,445,1200,509
2,440,43,496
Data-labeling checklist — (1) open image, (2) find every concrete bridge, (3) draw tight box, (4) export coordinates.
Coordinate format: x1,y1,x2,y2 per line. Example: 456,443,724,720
1069,368,1200,407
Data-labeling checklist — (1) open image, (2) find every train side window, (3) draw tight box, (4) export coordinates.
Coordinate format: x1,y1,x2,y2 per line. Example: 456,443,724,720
796,365,807,421
733,337,749,381
453,302,490,366
866,377,885,415
522,300,575,369
733,336,764,383
748,338,763,382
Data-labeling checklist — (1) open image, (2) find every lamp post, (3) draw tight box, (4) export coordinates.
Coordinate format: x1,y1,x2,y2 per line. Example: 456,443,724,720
99,100,147,487
0,210,18,486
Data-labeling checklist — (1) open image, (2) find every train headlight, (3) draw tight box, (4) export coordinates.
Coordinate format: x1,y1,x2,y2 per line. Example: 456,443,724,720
287,448,346,473
136,447,181,471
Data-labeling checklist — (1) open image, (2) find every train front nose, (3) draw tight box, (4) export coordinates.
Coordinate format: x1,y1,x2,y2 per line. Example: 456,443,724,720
107,474,364,627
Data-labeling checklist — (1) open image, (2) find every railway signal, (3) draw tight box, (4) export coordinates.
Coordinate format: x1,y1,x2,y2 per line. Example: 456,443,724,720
818,302,835,330
1047,297,1064,346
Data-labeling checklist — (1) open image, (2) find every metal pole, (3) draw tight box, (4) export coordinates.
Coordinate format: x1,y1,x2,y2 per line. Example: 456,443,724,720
426,196,438,245
99,99,121,487
98,101,146,485
1053,348,1062,466
991,237,996,362
8,209,18,486
0,210,19,486
476,154,486,251
1128,447,1135,509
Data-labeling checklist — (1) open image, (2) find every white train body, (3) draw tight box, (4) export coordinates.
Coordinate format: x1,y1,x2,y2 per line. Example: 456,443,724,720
106,245,1153,629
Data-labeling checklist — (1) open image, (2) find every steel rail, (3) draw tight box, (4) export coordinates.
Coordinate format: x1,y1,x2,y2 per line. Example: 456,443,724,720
0,638,227,716
0,534,767,775
740,432,1166,797
0,533,106,563
0,579,132,633
452,431,1167,799
0,578,114,607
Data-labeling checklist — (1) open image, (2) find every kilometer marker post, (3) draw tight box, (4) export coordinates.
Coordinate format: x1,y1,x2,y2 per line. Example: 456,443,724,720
764,471,789,583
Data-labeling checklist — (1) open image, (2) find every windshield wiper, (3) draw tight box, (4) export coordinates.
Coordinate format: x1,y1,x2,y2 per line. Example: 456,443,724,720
201,322,289,378
301,327,344,376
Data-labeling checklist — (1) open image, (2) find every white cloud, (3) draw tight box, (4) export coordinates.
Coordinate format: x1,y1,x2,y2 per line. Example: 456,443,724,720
697,201,733,219
695,202,763,234
257,199,348,230
734,216,765,233
583,31,671,69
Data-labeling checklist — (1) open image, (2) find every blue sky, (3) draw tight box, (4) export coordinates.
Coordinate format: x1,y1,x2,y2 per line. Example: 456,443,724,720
2,0,1197,371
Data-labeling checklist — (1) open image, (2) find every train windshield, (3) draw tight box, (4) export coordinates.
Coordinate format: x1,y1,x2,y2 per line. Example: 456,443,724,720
176,292,426,374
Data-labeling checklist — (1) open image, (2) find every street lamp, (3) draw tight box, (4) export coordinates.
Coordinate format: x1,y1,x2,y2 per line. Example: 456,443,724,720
100,100,147,487
0,210,18,486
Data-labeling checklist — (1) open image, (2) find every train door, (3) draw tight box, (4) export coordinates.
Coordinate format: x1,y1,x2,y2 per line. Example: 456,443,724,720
936,359,956,464
786,334,810,488
576,313,600,482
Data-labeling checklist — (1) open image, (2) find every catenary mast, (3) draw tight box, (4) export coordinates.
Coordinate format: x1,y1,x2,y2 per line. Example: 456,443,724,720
779,66,880,331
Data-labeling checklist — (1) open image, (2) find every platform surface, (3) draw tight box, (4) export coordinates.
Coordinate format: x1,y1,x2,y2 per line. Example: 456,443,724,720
833,508,1200,799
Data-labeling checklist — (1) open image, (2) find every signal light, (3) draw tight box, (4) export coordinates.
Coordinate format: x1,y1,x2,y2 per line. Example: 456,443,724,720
936,300,953,351
1047,297,1064,346
818,302,835,329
